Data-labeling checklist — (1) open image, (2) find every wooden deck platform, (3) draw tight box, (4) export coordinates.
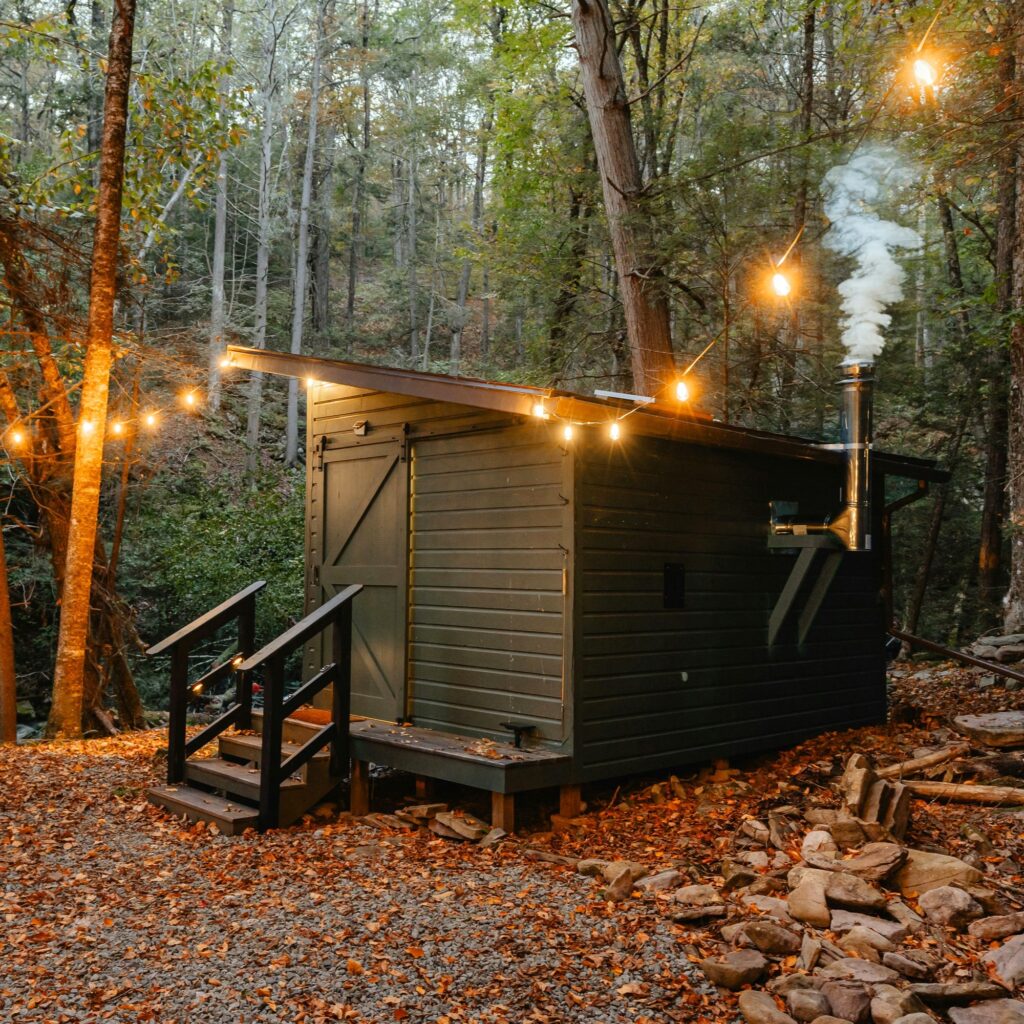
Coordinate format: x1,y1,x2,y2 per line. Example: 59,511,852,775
348,719,572,794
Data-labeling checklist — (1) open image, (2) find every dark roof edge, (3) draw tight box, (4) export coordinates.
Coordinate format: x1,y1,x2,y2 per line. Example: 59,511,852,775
225,346,947,482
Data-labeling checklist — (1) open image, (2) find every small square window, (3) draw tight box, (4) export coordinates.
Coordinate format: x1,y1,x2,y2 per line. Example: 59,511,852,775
664,563,685,609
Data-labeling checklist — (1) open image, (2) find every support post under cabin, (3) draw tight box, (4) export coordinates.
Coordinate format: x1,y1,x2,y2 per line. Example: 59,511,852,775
491,792,515,832
350,759,370,816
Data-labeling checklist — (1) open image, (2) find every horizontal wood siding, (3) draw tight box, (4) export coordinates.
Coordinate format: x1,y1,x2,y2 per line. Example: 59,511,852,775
573,437,885,782
410,425,568,744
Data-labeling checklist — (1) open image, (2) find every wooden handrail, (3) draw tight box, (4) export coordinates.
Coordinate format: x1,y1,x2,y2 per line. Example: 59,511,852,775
147,580,267,655
238,584,362,672
256,586,361,829
147,580,265,785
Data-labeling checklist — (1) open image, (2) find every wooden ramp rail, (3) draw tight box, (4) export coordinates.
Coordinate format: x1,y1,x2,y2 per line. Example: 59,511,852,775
237,584,362,829
147,580,267,787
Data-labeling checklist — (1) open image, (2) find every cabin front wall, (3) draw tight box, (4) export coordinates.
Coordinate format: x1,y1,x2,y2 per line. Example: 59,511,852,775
306,385,571,748
571,435,886,784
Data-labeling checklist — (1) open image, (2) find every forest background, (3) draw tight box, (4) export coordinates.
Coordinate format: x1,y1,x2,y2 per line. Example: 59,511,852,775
0,0,1018,734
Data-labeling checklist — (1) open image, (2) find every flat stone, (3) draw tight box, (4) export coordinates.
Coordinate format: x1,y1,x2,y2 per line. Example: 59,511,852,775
882,951,933,981
811,1018,857,1024
635,868,682,892
786,989,831,1022
910,982,1007,1005
674,883,723,907
602,864,638,901
953,711,1024,749
433,811,489,840
830,909,907,943
919,885,984,929
742,818,771,843
802,830,838,859
737,990,798,1024
741,894,794,924
870,985,928,1024
479,827,506,848
892,848,983,896
995,645,1024,664
600,860,648,884
949,1002,1024,1023
982,934,1024,990
818,957,901,984
835,842,907,882
970,912,1024,942
798,933,821,971
767,974,822,996
789,871,831,927
838,924,895,960
819,979,872,1023
742,920,802,956
824,871,887,911
700,949,768,990
887,900,927,934
891,1016,940,1024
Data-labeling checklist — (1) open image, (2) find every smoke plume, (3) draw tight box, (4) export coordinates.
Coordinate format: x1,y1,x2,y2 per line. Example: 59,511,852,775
822,147,921,365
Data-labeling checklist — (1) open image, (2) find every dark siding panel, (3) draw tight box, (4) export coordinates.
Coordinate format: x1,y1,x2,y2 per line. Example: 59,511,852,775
410,426,568,743
573,437,885,782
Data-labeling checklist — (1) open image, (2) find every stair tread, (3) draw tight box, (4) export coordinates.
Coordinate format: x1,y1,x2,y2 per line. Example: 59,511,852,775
147,784,259,833
186,757,308,791
220,733,329,760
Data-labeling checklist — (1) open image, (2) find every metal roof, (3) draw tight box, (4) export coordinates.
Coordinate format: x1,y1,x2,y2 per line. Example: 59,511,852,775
225,345,945,481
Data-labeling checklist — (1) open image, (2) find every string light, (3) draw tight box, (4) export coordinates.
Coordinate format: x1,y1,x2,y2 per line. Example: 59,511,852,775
562,424,574,441
79,419,94,434
9,429,24,446
306,376,316,390
771,271,792,298
144,412,157,428
609,421,621,441
913,58,937,87
532,401,548,419
219,356,232,369
674,379,691,403
182,390,199,408
111,421,124,436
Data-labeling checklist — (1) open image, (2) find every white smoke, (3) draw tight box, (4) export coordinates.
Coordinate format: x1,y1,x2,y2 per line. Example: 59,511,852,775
822,147,922,365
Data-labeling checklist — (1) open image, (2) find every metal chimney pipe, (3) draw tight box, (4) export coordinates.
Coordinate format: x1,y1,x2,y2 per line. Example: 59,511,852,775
838,363,873,551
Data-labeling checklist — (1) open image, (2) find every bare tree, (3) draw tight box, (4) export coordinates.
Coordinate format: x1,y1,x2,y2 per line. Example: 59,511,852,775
570,0,675,394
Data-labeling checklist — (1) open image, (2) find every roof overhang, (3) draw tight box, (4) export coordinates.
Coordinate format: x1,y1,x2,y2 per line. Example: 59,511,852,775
225,346,947,482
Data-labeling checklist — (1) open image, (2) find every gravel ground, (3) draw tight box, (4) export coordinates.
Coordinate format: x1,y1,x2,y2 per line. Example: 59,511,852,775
0,734,713,1024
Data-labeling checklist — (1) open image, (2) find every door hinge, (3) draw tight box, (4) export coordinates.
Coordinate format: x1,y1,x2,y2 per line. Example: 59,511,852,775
316,434,328,471
312,565,320,588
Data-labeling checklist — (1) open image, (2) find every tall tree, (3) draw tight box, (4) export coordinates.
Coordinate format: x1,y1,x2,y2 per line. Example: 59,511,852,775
570,0,675,393
208,0,235,412
48,0,137,739
285,0,325,467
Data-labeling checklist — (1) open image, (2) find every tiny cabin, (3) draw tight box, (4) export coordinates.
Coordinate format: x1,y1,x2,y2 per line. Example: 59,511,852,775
202,345,941,830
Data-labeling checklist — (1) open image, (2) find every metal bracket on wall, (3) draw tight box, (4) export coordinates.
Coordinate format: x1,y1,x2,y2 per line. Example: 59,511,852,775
767,534,845,647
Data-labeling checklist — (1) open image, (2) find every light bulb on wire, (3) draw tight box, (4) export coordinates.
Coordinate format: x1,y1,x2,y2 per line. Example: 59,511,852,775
609,421,621,441
10,429,24,446
144,412,157,429
913,57,937,87
674,379,690,403
563,424,574,442
771,271,792,298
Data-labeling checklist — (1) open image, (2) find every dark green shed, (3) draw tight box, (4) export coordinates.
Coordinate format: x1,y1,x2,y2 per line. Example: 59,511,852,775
228,346,941,827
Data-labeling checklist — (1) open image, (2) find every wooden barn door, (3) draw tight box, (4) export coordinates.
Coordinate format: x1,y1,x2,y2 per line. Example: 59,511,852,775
313,441,408,723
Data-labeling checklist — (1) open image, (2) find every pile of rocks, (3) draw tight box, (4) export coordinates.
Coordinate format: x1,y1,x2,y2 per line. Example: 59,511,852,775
389,802,506,847
567,753,1024,1023
966,635,1024,669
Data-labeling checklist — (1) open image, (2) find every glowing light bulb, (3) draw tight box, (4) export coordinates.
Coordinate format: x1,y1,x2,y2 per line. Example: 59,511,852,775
306,376,316,390
563,424,574,441
183,390,197,407
145,412,157,428
80,419,94,434
219,356,231,369
771,272,792,298
112,421,124,436
675,379,690,403
609,421,621,441
532,401,548,419
913,58,937,87
10,429,24,445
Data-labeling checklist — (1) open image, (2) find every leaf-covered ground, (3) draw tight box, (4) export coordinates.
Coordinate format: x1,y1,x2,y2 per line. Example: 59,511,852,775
1,662,1021,1024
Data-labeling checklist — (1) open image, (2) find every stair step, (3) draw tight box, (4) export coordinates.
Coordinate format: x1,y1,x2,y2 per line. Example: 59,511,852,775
147,784,259,836
185,757,308,801
218,733,329,775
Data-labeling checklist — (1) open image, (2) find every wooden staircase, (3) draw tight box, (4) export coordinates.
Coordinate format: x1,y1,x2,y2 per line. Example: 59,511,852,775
145,581,362,835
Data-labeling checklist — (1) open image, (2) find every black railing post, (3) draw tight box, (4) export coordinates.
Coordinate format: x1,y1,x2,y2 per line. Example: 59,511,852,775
167,642,190,784
259,652,285,829
237,593,256,730
331,601,353,789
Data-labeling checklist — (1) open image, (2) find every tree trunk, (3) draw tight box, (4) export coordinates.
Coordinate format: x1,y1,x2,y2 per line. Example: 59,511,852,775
246,0,278,475
207,0,234,412
0,518,16,745
1006,2,1024,631
48,0,137,739
285,0,325,468
571,0,675,395
979,37,1015,617
407,132,419,362
346,0,372,325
